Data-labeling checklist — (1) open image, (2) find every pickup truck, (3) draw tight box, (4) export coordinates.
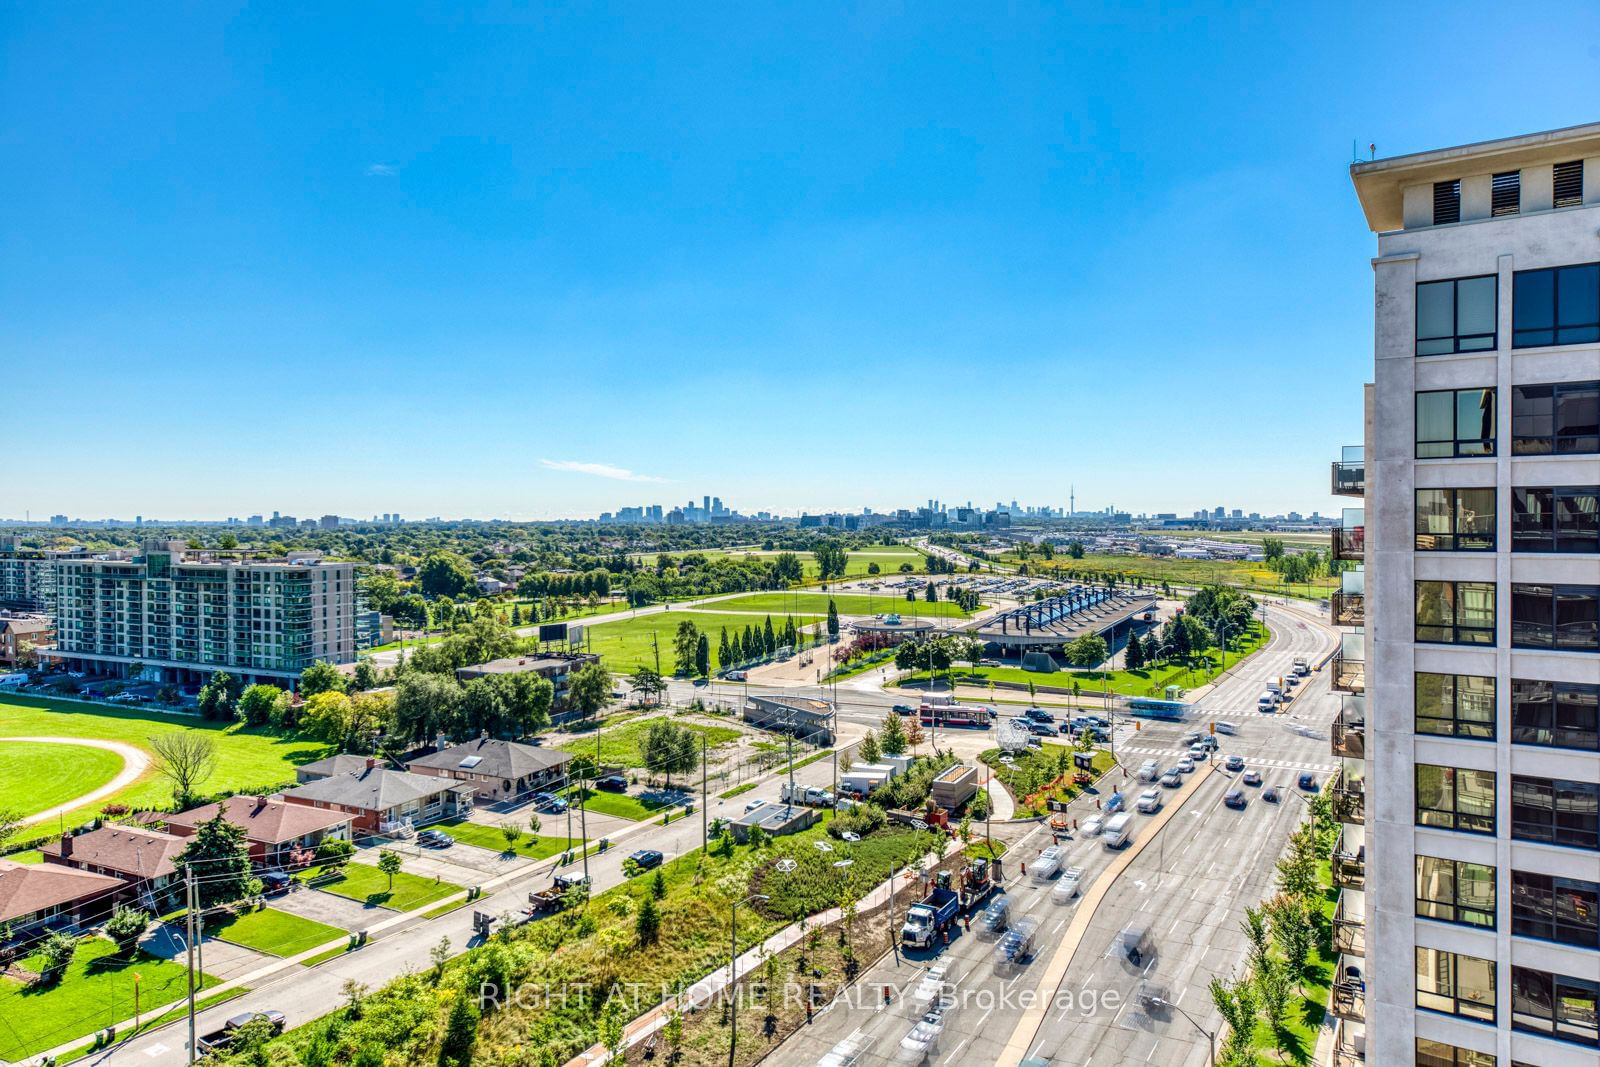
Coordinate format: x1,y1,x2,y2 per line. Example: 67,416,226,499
195,1010,286,1053
901,887,961,949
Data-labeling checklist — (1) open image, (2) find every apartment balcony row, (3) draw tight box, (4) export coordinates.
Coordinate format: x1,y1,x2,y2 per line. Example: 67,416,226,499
1332,776,1365,825
1331,591,1365,627
1331,446,1365,497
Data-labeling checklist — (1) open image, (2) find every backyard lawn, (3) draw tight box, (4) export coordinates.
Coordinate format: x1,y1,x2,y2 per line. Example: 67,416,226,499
205,906,348,957
694,591,969,619
583,610,823,673
428,818,584,860
3,848,44,863
0,693,334,822
0,936,221,1062
0,741,124,819
309,860,461,911
560,785,683,822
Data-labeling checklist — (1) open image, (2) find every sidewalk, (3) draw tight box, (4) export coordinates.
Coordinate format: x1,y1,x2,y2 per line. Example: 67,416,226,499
562,837,966,1066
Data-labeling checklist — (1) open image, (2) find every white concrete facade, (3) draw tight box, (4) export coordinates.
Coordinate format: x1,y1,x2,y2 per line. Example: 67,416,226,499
1353,124,1600,1067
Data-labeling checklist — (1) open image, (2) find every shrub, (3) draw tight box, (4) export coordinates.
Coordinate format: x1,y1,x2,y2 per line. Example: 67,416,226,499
34,931,78,981
314,838,356,865
105,905,150,954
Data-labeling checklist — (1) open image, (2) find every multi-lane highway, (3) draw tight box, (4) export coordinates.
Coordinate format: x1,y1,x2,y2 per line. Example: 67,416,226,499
763,602,1338,1067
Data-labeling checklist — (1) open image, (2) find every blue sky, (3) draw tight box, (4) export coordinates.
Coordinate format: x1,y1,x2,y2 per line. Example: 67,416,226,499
5,3,1598,521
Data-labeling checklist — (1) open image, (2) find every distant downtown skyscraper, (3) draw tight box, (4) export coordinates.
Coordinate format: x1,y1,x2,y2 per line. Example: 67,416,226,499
1341,122,1600,1067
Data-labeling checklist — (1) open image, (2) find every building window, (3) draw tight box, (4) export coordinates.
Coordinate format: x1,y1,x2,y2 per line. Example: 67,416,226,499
1511,583,1600,651
1511,870,1600,949
1511,776,1600,850
1416,581,1496,645
1418,388,1497,458
1416,672,1495,739
1416,488,1496,551
1511,966,1599,1047
1491,170,1521,216
1417,276,1497,354
1416,946,1496,1022
1416,764,1497,835
1511,487,1600,553
1513,262,1600,347
1511,679,1600,751
1416,855,1496,928
1553,160,1584,209
1416,1038,1496,1067
1433,179,1462,225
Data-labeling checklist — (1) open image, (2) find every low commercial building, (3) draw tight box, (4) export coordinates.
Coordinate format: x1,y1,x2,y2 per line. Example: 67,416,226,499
281,759,474,836
405,737,572,803
929,764,980,810
743,694,834,745
163,794,354,868
456,651,599,705
41,824,188,909
0,859,125,938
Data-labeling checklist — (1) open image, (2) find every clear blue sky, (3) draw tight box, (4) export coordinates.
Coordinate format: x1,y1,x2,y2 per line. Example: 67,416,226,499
5,3,1598,521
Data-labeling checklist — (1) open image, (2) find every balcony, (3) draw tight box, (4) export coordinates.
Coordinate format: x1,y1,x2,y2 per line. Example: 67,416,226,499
1332,832,1365,890
1331,591,1365,627
1330,953,1365,1022
1332,890,1366,957
1331,446,1365,497
1331,523,1364,562
1332,1018,1364,1067
1331,707,1365,760
1331,649,1365,693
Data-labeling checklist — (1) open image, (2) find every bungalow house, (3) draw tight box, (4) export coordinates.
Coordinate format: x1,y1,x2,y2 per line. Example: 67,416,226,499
281,758,474,837
163,795,354,868
405,737,572,803
0,859,125,939
40,825,188,910
295,753,384,784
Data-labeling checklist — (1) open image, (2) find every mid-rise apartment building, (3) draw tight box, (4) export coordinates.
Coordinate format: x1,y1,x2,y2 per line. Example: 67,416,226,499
48,540,358,690
1342,124,1600,1067
0,535,86,613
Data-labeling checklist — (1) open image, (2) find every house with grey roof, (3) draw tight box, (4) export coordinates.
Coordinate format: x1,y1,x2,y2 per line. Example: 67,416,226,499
405,737,572,803
281,758,473,836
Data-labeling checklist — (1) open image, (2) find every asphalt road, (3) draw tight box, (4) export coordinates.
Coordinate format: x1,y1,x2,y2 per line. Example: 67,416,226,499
762,603,1338,1067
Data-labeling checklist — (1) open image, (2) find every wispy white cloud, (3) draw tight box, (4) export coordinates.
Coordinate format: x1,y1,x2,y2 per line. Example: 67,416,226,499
540,459,670,483
365,163,399,177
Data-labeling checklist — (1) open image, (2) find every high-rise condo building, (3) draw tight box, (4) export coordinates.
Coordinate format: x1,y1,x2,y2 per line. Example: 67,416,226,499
48,540,358,690
1340,123,1600,1067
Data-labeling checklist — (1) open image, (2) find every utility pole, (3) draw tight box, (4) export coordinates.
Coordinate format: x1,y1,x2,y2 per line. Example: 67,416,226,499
184,868,197,1065
701,734,708,851
579,782,590,884
652,631,660,675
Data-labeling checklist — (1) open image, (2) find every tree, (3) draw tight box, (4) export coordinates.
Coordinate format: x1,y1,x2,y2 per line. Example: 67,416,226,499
695,633,710,679
925,582,937,603
105,905,150,955
0,808,21,851
628,666,666,706
772,552,804,586
297,660,347,700
827,599,840,640
1063,633,1109,668
235,684,288,727
35,931,78,982
303,690,355,747
418,550,474,599
438,993,480,1067
351,660,380,692
672,619,699,676
1123,630,1145,670
662,1002,684,1063
500,821,525,849
903,715,925,755
197,671,238,721
763,615,776,655
858,731,881,765
879,710,908,756
1066,540,1085,559
376,849,403,890
1256,958,1293,1035
149,731,217,807
174,813,258,908
651,869,667,900
642,720,698,789
567,661,612,718
1209,974,1260,1065
718,627,731,670
599,993,628,1063
392,673,464,743
635,894,661,945
812,542,847,582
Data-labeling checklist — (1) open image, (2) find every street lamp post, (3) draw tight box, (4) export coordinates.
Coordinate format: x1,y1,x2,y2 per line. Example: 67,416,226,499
728,892,770,1067
1150,996,1216,1067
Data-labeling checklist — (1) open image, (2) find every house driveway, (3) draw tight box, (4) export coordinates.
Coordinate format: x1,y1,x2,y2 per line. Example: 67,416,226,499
142,923,277,984
270,885,379,930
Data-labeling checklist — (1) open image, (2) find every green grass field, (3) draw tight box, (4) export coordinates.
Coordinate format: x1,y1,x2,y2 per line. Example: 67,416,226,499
308,860,461,912
693,591,969,619
583,610,824,673
362,599,628,655
3,848,45,863
628,545,926,581
0,741,124,818
560,785,682,821
0,694,334,822
558,713,741,768
205,906,348,956
0,936,222,1061
428,818,584,860
1011,552,1338,601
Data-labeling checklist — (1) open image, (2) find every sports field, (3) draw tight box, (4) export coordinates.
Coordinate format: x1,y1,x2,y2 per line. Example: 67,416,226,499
692,591,969,619
0,741,124,818
0,693,334,822
583,610,824,673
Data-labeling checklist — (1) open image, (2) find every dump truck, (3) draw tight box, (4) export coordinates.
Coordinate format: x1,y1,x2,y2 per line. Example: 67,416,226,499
900,863,996,948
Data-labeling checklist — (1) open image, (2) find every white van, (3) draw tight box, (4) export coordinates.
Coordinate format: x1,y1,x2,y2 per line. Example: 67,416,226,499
1029,846,1064,883
1136,759,1160,782
1102,813,1134,849
1214,721,1238,736
1257,691,1278,713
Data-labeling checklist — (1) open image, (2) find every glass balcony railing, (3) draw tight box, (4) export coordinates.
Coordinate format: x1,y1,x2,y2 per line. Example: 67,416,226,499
1330,952,1366,1021
1332,1018,1364,1067
1331,591,1365,627
1332,831,1366,890
1332,649,1365,693
1332,780,1365,825
1332,523,1364,562
1332,889,1366,957
1331,446,1365,496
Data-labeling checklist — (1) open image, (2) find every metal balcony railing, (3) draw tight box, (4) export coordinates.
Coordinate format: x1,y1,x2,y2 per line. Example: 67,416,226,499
1331,649,1365,693
1332,891,1366,957
1332,524,1364,562
1332,832,1365,890
1330,953,1366,1021
1331,591,1365,627
1333,780,1366,825
1332,1018,1365,1067
1331,710,1365,759
1331,448,1365,497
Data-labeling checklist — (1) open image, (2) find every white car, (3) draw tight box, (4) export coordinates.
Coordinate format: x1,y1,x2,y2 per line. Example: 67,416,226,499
1052,866,1084,903
744,798,766,813
1176,757,1195,773
1136,788,1163,814
1080,815,1105,838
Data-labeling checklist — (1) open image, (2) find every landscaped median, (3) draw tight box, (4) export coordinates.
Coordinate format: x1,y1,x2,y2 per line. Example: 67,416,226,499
980,743,1118,817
